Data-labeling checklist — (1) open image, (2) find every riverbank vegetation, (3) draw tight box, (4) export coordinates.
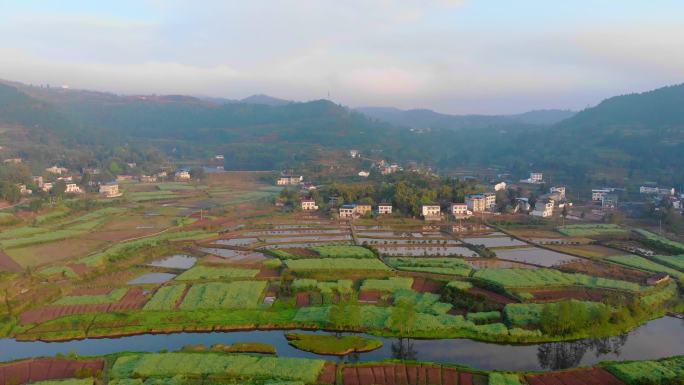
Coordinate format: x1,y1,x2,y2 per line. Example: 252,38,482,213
286,333,383,355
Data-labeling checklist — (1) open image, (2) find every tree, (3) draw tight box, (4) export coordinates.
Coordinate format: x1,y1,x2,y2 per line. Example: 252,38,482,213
388,299,417,337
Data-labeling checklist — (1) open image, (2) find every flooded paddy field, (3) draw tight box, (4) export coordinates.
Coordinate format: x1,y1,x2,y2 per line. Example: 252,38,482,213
214,237,259,247
494,247,581,267
147,254,197,270
196,247,267,262
375,245,475,257
357,237,461,245
460,236,527,248
127,272,177,285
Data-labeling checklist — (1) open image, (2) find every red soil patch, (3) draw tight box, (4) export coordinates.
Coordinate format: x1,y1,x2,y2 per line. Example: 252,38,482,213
468,287,516,305
70,287,113,296
0,249,22,272
256,268,280,279
341,364,471,385
318,363,336,385
559,260,649,283
67,263,92,276
20,288,147,324
296,292,311,308
358,290,383,304
411,277,444,294
0,358,104,385
529,288,606,302
525,367,625,385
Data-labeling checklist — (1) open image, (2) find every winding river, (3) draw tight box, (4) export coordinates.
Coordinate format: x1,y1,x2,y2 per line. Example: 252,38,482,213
1,317,682,371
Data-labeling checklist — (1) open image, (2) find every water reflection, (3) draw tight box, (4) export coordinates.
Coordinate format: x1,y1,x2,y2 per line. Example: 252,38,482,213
391,338,418,361
537,334,628,370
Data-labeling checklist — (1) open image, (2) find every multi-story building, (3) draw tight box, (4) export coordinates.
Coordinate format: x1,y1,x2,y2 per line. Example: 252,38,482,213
276,175,303,185
530,172,543,183
339,204,356,218
549,186,566,200
175,170,191,181
377,203,393,215
531,199,554,217
42,182,53,192
592,188,613,202
300,199,318,211
355,204,372,216
602,194,619,210
65,183,82,194
484,192,496,210
449,203,471,218
99,182,122,198
16,184,32,195
465,194,487,213
46,165,68,175
421,205,442,220
640,186,675,196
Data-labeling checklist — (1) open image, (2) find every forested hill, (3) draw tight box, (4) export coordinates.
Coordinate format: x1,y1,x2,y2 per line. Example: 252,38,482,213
356,106,575,130
559,84,684,129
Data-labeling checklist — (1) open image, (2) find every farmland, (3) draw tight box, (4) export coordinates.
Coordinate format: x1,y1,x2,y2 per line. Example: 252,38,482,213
386,257,472,276
284,258,391,271
179,281,267,310
606,255,684,281
175,265,260,281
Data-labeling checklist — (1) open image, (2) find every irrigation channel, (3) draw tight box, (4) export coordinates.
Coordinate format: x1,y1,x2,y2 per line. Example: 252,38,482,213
1,317,682,371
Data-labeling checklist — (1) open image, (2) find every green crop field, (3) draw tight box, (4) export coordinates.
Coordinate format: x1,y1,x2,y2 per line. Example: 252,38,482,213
179,281,266,310
360,277,414,292
311,245,376,258
292,279,353,294
606,355,684,385
39,265,78,278
284,258,390,271
557,224,628,237
446,280,473,290
386,257,472,276
27,379,94,385
54,288,128,305
653,255,684,271
635,229,684,253
473,268,642,291
488,373,524,385
128,191,178,202
607,255,684,280
0,229,84,248
0,226,49,240
110,352,325,384
175,265,259,281
144,284,187,310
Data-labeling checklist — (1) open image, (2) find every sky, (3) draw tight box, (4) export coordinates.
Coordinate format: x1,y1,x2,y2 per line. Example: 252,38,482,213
1,0,683,114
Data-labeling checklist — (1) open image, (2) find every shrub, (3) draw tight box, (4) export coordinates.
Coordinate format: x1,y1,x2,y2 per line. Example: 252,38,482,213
467,311,501,324
473,268,641,292
446,280,473,291
606,356,684,385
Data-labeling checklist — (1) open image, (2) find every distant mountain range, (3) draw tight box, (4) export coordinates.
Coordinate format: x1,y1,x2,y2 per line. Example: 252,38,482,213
1,79,683,185
355,107,576,130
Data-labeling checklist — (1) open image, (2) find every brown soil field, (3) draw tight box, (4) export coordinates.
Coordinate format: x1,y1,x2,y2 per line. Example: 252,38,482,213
528,288,607,302
411,277,444,293
546,244,623,259
256,268,280,279
525,367,625,385
558,260,649,283
20,287,147,324
6,238,108,268
70,287,113,296
0,358,104,385
358,290,383,304
318,363,337,385
342,364,484,385
468,287,516,305
296,292,311,308
0,249,22,272
279,248,319,258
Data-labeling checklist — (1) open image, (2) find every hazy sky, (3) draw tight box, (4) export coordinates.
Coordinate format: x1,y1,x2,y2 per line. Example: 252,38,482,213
1,1,683,114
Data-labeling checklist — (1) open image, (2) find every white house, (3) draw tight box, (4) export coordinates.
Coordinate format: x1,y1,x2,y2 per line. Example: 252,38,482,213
377,203,393,215
358,171,370,177
339,204,356,219
592,188,613,201
422,205,442,220
276,175,303,185
449,203,471,218
640,186,675,196
300,199,318,211
531,199,554,217
175,170,191,181
65,183,82,194
46,165,68,175
42,182,53,192
493,181,507,192
16,184,32,195
484,192,496,210
349,149,360,158
215,154,224,160
99,183,122,198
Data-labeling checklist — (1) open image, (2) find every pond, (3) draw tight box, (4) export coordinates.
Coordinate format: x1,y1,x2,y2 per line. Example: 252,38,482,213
460,236,527,248
127,272,176,285
147,255,197,270
1,317,682,371
494,247,581,267
196,247,266,261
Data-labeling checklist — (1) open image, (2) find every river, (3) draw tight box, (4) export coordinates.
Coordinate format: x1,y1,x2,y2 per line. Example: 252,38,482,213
1,316,682,371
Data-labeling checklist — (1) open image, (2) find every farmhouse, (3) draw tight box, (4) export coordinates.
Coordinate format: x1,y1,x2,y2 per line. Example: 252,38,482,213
358,171,370,177
175,170,191,181
65,183,82,194
339,204,356,218
32,176,43,187
422,204,442,220
521,172,543,184
115,175,135,182
640,186,675,196
16,184,32,195
449,203,471,218
41,182,53,192
377,203,393,215
601,194,618,210
300,199,318,211
465,194,487,213
355,204,372,216
276,175,303,185
139,175,157,183
349,149,360,158
3,158,22,164
99,182,122,198
46,165,68,175
592,188,613,201
531,199,554,217
550,186,566,199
